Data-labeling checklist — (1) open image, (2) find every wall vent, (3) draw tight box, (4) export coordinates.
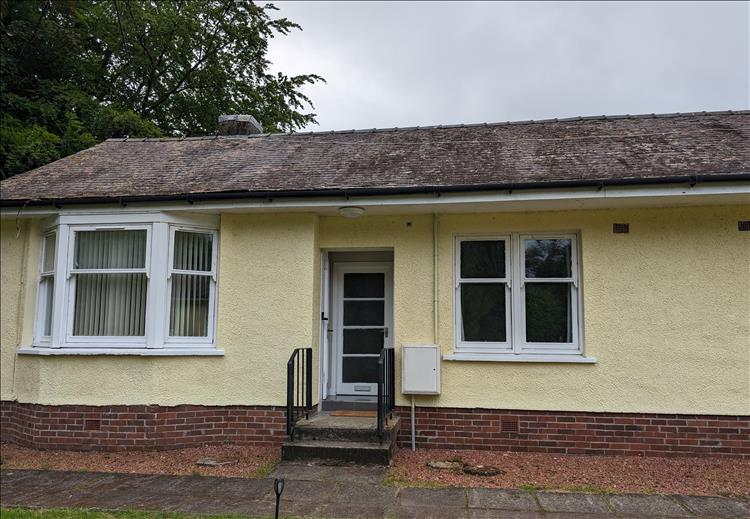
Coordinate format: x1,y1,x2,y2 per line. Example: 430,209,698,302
613,223,630,234
501,418,519,433
739,221,750,232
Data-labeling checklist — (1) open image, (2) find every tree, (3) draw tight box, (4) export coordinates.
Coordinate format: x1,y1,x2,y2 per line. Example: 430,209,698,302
0,0,323,178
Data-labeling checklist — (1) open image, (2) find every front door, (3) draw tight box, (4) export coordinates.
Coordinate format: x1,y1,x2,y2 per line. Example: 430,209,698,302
332,262,393,396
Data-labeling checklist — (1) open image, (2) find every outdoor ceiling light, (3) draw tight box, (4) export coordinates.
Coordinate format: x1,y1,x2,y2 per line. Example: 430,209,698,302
338,206,365,218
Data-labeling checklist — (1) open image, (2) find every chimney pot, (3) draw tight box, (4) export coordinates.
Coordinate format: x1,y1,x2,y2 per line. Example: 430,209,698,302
218,114,263,135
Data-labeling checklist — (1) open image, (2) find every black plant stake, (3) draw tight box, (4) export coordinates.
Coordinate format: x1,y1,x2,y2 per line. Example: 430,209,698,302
274,478,285,519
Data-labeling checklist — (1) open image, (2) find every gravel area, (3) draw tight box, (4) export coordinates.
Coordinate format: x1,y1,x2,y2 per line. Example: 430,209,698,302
0,443,279,479
389,448,750,497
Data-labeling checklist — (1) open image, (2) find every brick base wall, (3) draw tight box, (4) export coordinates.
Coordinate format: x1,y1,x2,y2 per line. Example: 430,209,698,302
0,400,287,451
2,400,748,456
394,406,750,457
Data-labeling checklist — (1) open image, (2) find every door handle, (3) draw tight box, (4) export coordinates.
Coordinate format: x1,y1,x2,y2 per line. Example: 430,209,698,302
384,327,389,338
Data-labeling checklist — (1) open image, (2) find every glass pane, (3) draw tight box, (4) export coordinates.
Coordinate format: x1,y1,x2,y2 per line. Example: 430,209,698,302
460,241,505,278
460,283,506,342
343,328,384,354
173,231,213,271
525,239,572,278
525,283,572,343
170,274,211,337
343,300,384,326
43,234,56,272
73,273,147,336
344,273,384,298
74,230,147,269
41,277,54,336
342,357,379,383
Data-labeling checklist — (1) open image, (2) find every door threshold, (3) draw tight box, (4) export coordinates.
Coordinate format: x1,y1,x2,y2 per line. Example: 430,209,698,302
322,395,377,411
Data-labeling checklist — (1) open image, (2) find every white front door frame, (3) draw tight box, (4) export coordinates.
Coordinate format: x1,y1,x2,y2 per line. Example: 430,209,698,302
330,261,393,396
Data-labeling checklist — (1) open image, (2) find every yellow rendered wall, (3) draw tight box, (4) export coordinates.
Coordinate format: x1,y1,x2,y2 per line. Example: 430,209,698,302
1,205,748,414
3,214,320,406
319,205,750,415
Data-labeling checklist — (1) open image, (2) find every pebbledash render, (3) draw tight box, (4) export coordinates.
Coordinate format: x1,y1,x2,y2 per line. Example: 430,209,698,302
0,111,748,458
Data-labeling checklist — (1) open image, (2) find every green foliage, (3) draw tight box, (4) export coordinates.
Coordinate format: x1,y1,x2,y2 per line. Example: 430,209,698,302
0,0,323,178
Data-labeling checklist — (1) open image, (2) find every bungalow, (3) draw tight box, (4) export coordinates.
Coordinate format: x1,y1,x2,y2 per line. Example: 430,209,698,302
1,111,748,462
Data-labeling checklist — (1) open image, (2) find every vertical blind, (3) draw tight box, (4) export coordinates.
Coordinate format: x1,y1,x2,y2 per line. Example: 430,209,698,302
169,231,213,337
72,230,147,336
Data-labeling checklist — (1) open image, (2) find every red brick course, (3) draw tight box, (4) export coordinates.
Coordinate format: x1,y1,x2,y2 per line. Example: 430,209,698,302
0,400,286,451
2,400,748,457
393,406,750,458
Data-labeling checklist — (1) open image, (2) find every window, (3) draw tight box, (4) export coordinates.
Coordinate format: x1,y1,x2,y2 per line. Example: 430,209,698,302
33,213,219,351
34,232,57,343
167,229,217,342
69,228,149,341
455,233,581,356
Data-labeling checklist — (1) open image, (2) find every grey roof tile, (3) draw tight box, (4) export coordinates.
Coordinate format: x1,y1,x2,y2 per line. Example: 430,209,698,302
1,111,748,204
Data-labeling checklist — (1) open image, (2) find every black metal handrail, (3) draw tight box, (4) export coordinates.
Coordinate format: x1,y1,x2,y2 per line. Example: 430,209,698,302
286,347,313,439
377,347,395,442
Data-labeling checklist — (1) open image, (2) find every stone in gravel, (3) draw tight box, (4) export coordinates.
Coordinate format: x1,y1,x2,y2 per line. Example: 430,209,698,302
195,457,238,467
427,461,464,470
536,491,611,514
679,495,750,518
608,493,692,517
462,464,504,476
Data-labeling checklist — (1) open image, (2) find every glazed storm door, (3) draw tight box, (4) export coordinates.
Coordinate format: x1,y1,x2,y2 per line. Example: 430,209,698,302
333,262,393,396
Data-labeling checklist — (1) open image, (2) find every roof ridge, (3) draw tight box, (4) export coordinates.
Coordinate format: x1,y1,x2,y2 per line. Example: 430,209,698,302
105,110,750,142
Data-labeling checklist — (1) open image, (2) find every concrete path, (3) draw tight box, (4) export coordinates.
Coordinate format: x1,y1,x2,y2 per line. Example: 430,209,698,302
1,464,749,518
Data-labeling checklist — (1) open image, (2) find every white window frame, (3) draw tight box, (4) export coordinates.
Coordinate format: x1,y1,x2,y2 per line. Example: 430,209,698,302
64,224,152,347
516,233,581,353
31,212,220,352
33,230,57,345
164,226,219,345
454,235,512,353
454,232,583,357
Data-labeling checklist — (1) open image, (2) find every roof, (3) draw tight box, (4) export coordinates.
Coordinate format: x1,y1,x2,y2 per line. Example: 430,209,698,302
1,110,749,206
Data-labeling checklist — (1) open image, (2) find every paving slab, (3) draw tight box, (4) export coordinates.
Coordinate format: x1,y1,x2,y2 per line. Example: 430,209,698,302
608,493,693,517
270,461,386,484
317,502,391,518
467,488,539,511
274,478,335,502
679,495,750,518
391,505,469,519
3,468,750,519
536,491,612,515
399,487,468,508
329,482,398,506
202,477,275,500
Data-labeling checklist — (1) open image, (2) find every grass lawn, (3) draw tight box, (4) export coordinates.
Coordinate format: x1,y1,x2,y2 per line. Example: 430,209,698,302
1,510,288,519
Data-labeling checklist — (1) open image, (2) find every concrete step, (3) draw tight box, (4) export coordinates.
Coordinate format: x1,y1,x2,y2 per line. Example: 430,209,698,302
321,398,377,412
293,416,400,443
281,439,395,465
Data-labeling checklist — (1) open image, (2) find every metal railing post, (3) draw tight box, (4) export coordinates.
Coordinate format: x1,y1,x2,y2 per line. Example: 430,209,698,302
305,348,313,417
286,354,294,437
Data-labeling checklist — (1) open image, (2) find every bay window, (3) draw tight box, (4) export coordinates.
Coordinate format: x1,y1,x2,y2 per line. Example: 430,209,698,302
454,233,583,357
32,213,219,352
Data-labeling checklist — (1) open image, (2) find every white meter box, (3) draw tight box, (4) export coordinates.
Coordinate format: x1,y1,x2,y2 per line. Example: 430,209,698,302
401,344,441,395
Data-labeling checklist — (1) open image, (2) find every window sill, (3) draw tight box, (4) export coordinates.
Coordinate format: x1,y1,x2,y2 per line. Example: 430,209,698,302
18,347,224,357
443,352,596,363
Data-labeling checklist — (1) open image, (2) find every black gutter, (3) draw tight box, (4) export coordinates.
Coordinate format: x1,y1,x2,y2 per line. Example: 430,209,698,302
1,173,749,208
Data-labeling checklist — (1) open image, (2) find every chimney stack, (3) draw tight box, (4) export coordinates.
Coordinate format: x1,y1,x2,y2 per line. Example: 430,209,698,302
217,114,263,135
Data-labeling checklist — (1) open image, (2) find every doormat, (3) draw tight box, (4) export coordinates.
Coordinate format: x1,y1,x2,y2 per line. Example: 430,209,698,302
330,410,377,417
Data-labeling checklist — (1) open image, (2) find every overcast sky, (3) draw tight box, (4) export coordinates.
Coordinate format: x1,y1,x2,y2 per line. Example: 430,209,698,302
267,1,749,132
